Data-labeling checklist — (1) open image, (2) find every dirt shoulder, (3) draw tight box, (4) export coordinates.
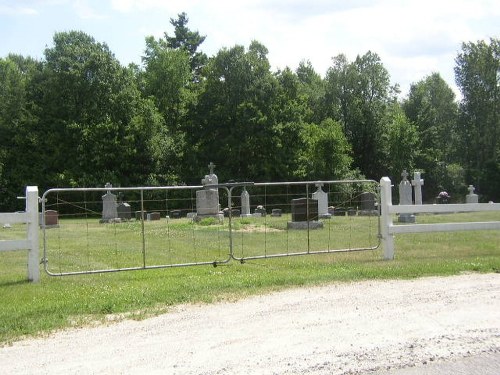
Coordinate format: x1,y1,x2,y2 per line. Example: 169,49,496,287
1,273,499,374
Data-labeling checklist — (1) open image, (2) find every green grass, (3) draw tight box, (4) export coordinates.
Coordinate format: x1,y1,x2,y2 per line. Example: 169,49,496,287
1,211,499,345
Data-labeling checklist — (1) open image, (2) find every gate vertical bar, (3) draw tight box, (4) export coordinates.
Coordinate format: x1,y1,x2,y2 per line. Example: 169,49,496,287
140,189,146,268
26,186,40,282
306,183,310,253
380,177,395,260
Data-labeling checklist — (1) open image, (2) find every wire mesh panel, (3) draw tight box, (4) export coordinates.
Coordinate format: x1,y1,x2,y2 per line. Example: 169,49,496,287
42,186,232,276
228,180,380,261
41,180,381,276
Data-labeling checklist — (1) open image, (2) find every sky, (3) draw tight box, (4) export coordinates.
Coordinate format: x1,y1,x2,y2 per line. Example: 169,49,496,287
1,0,499,98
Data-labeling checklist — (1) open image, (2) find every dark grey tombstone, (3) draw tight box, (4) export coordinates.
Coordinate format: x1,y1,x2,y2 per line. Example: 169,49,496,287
291,198,318,222
170,210,182,219
135,210,147,220
359,192,378,216
117,202,131,220
148,212,161,221
333,207,346,216
271,208,282,217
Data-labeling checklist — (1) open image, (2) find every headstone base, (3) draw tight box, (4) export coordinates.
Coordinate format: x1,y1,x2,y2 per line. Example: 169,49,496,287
99,218,122,224
466,194,479,203
194,213,224,223
287,221,324,230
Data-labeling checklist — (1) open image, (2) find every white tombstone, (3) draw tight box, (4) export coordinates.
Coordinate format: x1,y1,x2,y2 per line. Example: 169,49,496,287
311,182,330,218
240,188,252,217
101,183,118,222
411,171,424,205
466,185,479,203
398,170,415,223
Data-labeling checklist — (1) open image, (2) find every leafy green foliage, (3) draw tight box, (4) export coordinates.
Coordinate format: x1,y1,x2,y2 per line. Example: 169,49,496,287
0,14,498,207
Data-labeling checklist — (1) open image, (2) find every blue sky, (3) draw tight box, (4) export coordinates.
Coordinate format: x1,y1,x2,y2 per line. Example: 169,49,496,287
1,0,499,97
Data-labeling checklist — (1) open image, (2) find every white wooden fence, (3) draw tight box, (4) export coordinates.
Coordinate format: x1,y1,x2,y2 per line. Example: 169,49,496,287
380,177,500,259
0,186,40,282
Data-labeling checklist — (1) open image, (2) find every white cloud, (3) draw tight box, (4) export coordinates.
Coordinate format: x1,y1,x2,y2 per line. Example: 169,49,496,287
73,0,106,19
0,5,38,15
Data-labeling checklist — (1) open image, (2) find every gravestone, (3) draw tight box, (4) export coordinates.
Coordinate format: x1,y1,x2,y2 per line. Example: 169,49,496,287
466,185,479,203
333,207,346,216
101,183,118,223
398,170,415,223
147,212,161,221
240,188,252,217
42,210,59,228
195,162,222,222
117,203,131,220
271,208,282,217
411,171,424,205
311,182,331,218
288,198,323,229
359,192,378,216
254,205,266,217
135,210,147,220
170,210,182,219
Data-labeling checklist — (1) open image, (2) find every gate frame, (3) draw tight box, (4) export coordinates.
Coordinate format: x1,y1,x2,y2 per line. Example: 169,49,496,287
41,179,381,277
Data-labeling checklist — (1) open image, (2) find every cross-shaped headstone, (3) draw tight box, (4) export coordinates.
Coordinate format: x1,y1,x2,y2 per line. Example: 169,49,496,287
105,182,112,194
315,182,324,188
412,171,424,205
208,162,216,175
468,185,475,195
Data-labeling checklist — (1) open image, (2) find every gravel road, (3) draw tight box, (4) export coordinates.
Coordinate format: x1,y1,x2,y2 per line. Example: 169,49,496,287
1,273,499,374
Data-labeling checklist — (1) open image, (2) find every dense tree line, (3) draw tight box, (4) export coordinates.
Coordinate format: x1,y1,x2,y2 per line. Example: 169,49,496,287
0,14,499,210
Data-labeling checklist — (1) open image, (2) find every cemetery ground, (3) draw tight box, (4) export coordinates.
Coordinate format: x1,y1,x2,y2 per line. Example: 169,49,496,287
0,220,499,374
0,211,499,347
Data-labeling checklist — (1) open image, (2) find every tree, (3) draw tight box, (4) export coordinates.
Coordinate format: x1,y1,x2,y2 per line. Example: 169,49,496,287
142,36,192,128
0,55,42,210
455,38,500,200
403,72,459,196
40,31,160,187
295,118,353,180
381,103,419,181
296,60,325,124
188,41,284,182
325,52,393,179
165,12,208,80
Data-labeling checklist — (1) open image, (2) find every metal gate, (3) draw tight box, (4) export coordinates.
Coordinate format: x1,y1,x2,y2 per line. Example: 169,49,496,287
41,180,380,276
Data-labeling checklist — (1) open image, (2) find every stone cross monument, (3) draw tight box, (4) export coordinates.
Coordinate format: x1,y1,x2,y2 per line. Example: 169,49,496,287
195,162,221,221
466,185,479,203
411,171,424,205
398,170,415,223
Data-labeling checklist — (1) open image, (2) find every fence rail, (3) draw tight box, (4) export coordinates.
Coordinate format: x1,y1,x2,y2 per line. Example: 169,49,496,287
0,186,40,282
380,177,500,259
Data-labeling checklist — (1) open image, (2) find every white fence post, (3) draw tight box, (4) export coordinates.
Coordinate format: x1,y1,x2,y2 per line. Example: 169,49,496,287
380,177,395,260
26,186,40,282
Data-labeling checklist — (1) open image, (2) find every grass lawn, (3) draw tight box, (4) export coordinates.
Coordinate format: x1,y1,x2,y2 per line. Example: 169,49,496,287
1,211,499,344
